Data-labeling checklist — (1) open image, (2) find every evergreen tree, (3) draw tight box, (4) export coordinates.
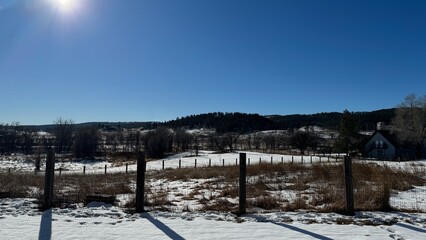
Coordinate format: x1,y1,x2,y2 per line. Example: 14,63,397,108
337,110,360,155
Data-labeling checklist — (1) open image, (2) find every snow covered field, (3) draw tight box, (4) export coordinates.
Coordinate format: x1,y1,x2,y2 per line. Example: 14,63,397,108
0,151,351,174
1,198,426,240
2,151,425,175
1,152,426,211
1,151,426,239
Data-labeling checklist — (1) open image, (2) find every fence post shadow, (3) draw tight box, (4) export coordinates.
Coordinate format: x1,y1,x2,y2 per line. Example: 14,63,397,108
143,213,185,240
38,209,52,240
394,222,426,233
271,222,333,240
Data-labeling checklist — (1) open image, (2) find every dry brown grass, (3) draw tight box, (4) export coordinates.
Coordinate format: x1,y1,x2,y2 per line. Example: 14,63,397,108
0,173,44,198
200,198,237,212
1,160,424,213
0,172,134,206
53,173,134,204
151,166,240,182
108,152,138,165
248,196,282,210
284,197,312,211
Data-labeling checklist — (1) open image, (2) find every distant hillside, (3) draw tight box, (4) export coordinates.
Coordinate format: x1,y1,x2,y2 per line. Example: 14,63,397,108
164,109,395,133
355,108,395,131
269,108,395,130
164,112,276,133
19,109,395,133
267,112,342,130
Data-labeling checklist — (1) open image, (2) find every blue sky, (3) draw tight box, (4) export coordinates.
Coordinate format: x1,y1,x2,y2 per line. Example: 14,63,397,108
1,0,425,125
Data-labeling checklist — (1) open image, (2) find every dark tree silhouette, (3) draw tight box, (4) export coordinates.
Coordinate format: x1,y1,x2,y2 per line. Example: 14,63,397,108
336,110,360,155
392,94,426,158
290,132,320,155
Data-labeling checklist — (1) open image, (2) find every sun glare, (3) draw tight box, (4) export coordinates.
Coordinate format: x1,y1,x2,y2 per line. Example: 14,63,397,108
52,0,80,14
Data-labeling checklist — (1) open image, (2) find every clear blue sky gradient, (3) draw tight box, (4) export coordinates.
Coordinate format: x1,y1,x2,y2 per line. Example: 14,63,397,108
1,0,425,125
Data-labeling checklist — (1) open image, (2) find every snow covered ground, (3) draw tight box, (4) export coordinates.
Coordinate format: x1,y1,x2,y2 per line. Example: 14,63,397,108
1,198,426,240
0,151,349,174
1,151,426,239
1,151,426,212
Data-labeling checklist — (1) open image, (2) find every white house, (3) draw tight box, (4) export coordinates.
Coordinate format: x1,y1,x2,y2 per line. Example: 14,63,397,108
364,130,417,160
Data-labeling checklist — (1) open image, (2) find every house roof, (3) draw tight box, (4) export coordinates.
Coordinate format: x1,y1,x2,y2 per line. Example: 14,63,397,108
368,130,401,147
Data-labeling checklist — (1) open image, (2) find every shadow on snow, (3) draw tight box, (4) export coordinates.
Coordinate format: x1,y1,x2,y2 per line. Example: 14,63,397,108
38,209,52,240
143,213,185,240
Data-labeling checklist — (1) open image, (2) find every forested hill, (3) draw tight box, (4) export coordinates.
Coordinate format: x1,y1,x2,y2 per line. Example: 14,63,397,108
269,108,395,130
164,113,276,133
164,109,395,133
20,109,395,133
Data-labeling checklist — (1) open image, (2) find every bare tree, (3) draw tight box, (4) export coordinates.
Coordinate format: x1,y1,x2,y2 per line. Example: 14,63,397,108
276,134,289,151
53,118,74,153
224,132,240,152
392,94,426,158
263,134,276,153
20,129,36,155
290,132,320,155
174,128,193,151
210,134,227,153
192,135,200,156
143,127,173,158
0,122,22,154
252,133,262,150
74,126,99,158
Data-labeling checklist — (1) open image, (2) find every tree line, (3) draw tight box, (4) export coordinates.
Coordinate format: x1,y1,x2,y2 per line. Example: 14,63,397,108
164,110,395,132
1,95,423,159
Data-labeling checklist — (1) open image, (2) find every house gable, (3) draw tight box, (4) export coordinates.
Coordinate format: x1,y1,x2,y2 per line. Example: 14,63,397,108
365,131,396,159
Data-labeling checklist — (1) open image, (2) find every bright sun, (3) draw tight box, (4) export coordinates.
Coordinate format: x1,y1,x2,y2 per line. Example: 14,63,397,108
53,0,79,14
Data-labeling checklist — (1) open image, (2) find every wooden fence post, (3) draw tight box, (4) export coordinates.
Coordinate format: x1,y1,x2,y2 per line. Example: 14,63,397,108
310,156,313,164
43,150,55,210
271,156,273,165
259,157,261,164
344,156,354,216
301,155,304,164
195,159,197,168
281,156,283,164
136,152,146,213
223,159,225,167
126,163,128,174
239,153,247,215
162,160,165,170
209,159,211,167
104,165,107,174
83,166,86,175
179,159,181,169
248,158,250,166
292,156,294,164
